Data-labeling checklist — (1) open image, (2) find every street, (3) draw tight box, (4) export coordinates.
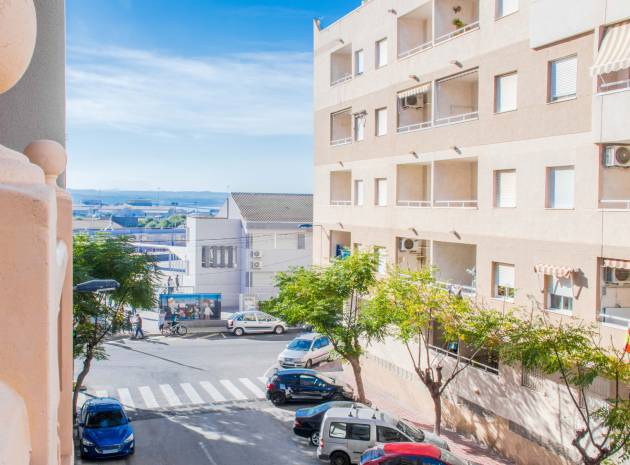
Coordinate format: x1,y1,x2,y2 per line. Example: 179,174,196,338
75,331,331,465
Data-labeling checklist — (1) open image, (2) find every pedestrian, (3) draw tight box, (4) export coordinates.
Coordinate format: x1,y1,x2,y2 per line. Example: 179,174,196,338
175,274,180,290
203,302,211,320
134,314,144,339
167,276,174,293
158,311,165,332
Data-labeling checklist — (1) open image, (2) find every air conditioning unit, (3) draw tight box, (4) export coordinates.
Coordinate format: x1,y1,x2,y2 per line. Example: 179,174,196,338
252,250,263,259
251,261,263,270
402,93,426,109
399,238,424,254
604,145,630,168
605,267,630,284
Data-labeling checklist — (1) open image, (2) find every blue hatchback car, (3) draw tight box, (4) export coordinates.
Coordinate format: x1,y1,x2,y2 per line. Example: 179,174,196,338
77,398,135,459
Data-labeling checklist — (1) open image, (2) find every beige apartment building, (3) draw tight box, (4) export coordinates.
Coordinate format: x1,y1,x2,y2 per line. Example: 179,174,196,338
313,0,630,463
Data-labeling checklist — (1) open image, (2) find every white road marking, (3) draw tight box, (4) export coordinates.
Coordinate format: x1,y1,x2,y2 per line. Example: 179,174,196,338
95,390,108,398
138,386,159,409
258,376,267,384
220,379,247,400
117,388,135,409
199,381,226,402
239,378,265,398
199,441,219,465
159,384,182,407
180,383,204,404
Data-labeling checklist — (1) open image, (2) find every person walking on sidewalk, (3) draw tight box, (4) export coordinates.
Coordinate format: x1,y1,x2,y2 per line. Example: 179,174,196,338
158,311,165,332
134,314,144,339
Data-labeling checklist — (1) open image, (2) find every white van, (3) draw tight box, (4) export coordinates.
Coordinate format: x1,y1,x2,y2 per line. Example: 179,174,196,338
317,406,449,465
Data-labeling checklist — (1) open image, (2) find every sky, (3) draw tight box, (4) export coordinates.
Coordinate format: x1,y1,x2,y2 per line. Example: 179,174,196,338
66,0,358,193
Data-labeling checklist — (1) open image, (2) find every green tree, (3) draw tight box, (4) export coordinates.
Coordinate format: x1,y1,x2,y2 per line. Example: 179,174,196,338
73,234,160,416
372,268,506,435
498,315,630,465
264,251,391,403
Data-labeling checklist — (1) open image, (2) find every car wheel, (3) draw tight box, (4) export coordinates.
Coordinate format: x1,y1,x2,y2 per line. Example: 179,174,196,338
270,391,286,405
305,359,313,368
234,327,244,336
274,325,285,335
330,451,350,465
310,431,320,447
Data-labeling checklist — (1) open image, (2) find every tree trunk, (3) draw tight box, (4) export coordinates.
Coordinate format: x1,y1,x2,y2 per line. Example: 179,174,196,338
72,353,93,419
431,391,442,436
348,356,367,403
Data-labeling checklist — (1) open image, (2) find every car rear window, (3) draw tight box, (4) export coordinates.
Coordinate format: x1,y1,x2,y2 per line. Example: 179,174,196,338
86,409,126,428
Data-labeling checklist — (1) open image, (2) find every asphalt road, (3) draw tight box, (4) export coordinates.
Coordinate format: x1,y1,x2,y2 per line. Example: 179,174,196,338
75,331,337,465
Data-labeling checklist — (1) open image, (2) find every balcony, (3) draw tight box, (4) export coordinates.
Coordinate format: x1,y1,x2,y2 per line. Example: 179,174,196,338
397,84,433,134
397,3,433,59
397,237,429,271
597,67,630,94
433,159,478,208
330,108,352,146
396,163,431,207
435,69,478,126
330,44,352,86
599,259,630,328
599,145,630,210
434,0,479,44
432,241,477,295
330,230,351,259
330,170,352,206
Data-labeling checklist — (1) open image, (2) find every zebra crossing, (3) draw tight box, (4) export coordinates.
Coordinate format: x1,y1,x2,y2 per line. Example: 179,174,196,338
78,376,270,412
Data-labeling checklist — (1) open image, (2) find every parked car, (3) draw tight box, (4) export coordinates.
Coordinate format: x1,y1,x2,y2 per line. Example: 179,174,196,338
266,368,354,405
359,443,479,465
77,397,135,459
294,401,367,446
226,311,287,336
278,333,334,368
317,406,449,465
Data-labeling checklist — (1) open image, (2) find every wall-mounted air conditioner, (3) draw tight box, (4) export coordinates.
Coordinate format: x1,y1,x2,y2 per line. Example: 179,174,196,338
252,261,263,270
605,267,630,284
604,145,630,168
399,238,424,254
252,250,263,259
402,93,426,110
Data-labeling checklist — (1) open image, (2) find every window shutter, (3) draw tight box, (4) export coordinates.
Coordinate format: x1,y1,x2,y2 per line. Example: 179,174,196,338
377,39,388,67
551,56,577,100
498,0,518,17
376,108,388,136
496,169,516,207
496,73,518,112
354,114,365,141
495,263,515,288
550,166,575,208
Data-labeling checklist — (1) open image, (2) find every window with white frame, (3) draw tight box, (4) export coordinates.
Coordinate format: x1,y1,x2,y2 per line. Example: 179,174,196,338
202,245,237,269
354,112,365,141
355,49,364,75
495,169,516,208
495,72,518,113
375,178,388,206
547,166,575,209
376,38,388,68
496,0,519,18
376,247,387,274
376,107,388,136
549,55,577,102
493,262,515,300
354,179,364,206
546,275,573,311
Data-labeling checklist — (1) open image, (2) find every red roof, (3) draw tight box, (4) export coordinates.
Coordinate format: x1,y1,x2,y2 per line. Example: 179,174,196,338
383,442,441,459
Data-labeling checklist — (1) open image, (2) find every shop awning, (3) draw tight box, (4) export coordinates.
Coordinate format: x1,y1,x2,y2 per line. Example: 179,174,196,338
534,264,579,279
398,83,431,99
603,258,630,270
591,21,630,76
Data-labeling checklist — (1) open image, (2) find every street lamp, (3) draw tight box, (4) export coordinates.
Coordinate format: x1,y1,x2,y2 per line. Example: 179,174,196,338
74,279,120,293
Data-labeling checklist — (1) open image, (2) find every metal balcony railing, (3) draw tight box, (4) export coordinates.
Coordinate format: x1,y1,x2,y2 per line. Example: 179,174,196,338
600,199,630,209
435,281,477,297
330,137,352,147
598,78,630,94
396,200,431,207
330,199,352,206
434,21,480,44
331,74,352,86
434,111,479,127
397,120,433,133
398,41,433,59
434,199,478,208
428,345,499,375
598,307,630,328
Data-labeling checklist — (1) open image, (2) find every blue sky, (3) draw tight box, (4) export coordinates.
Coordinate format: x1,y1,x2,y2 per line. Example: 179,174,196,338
66,0,357,193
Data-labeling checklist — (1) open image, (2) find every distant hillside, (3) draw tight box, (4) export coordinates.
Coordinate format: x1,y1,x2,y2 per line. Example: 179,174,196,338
70,189,227,207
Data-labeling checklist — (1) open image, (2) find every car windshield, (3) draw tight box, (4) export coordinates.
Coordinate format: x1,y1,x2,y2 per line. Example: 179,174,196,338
287,339,312,351
86,409,127,428
316,373,337,385
440,450,469,465
396,420,424,442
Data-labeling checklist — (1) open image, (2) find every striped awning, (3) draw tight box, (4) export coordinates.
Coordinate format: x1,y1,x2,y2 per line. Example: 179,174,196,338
534,264,579,278
398,83,431,99
591,21,630,76
603,258,630,270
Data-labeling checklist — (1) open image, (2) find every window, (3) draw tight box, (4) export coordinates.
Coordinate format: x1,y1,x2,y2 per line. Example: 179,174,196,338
496,0,518,18
549,56,577,102
299,375,318,387
329,422,347,439
376,38,388,68
348,423,371,441
376,247,387,274
297,233,306,250
376,107,388,136
355,49,364,75
202,245,237,268
354,180,364,206
495,73,518,113
493,262,515,300
547,166,575,209
244,312,257,322
377,426,408,443
375,178,388,206
495,169,516,208
546,275,573,311
354,113,365,141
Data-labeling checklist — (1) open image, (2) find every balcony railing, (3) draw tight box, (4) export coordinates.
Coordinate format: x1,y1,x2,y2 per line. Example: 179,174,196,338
397,200,431,207
435,281,476,297
434,199,478,208
600,199,630,209
330,199,352,206
434,21,480,44
331,74,352,86
598,307,630,328
397,120,433,134
434,111,478,127
398,41,433,60
598,78,630,94
428,344,499,375
330,137,352,147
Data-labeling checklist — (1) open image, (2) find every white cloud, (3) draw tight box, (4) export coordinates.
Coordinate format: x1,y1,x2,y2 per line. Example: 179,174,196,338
67,46,313,136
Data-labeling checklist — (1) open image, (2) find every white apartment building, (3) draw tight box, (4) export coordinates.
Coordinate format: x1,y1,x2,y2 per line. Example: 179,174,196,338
313,1,630,464
156,192,313,312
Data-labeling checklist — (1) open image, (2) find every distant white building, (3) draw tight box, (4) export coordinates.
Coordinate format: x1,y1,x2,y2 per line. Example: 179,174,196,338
156,192,313,311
